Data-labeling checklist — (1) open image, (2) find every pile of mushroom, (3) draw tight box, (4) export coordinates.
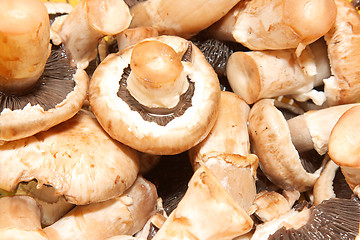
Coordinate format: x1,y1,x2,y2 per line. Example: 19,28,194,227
2,0,360,239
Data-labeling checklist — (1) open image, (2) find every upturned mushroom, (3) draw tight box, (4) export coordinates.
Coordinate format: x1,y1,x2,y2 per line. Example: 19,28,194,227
0,0,88,142
323,0,360,106
51,0,132,69
0,195,48,239
89,35,220,155
0,109,140,205
151,166,253,240
328,105,360,191
44,176,158,240
127,0,242,38
206,0,337,52
226,45,326,105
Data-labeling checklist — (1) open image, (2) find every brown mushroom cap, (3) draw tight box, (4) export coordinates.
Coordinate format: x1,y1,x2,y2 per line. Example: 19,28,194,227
0,109,140,205
89,35,220,155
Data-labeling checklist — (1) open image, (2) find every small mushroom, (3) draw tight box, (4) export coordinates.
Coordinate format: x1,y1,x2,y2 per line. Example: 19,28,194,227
128,0,242,38
152,166,253,240
324,0,360,106
226,46,325,105
89,36,220,155
189,91,250,163
44,176,158,240
0,109,140,205
248,99,323,191
206,0,337,52
51,0,132,69
328,105,360,191
0,0,88,142
0,195,48,239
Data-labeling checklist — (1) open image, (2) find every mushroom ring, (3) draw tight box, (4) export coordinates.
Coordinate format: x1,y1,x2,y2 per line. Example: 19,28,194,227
89,35,220,155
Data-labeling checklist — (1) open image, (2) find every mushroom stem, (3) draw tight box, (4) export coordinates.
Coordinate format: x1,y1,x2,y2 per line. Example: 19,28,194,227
207,0,337,51
127,40,188,108
0,0,51,95
116,27,159,51
226,46,319,105
52,0,131,69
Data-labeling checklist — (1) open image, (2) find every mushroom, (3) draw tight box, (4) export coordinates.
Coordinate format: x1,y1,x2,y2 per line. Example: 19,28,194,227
189,91,251,163
193,152,259,212
44,176,158,240
313,157,353,205
151,166,253,240
267,196,360,239
226,45,326,105
0,109,140,205
127,0,242,38
323,0,360,106
248,99,323,191
206,0,337,52
89,35,220,155
0,195,48,239
328,105,360,192
0,0,88,142
51,0,132,69
116,27,159,51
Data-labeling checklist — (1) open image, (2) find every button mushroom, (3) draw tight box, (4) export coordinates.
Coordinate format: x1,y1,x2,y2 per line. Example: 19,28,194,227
207,0,337,52
128,0,242,38
51,0,132,69
89,35,220,155
44,176,158,240
0,0,88,142
324,0,360,105
0,109,140,205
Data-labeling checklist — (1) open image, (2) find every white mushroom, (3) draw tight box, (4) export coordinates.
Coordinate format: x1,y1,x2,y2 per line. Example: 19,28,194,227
0,109,140,205
44,176,158,240
89,35,220,155
152,166,253,240
51,0,132,69
207,0,337,52
128,0,242,38
324,0,360,105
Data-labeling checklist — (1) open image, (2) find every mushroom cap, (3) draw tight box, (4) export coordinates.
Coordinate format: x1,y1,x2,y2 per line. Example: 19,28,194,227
0,46,89,142
89,35,220,155
248,99,320,192
0,109,140,205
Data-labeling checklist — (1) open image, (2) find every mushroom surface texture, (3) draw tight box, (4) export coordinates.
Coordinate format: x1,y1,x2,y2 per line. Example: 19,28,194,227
0,109,140,205
248,99,321,191
324,0,360,105
0,0,88,142
44,176,158,240
328,105,360,190
89,35,221,155
152,166,253,240
207,0,337,51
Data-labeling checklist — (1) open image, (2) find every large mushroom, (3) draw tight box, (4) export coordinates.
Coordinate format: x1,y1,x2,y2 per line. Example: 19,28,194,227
89,35,221,155
0,109,140,205
206,0,337,52
0,0,88,142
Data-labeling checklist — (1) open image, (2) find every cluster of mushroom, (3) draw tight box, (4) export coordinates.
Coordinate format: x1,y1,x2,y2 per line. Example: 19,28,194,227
1,0,360,239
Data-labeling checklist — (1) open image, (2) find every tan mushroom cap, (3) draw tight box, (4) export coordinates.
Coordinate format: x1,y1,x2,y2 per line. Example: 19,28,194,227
44,176,158,240
0,68,88,142
152,166,253,240
328,105,360,190
248,99,319,192
89,35,220,155
0,109,140,205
